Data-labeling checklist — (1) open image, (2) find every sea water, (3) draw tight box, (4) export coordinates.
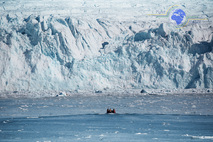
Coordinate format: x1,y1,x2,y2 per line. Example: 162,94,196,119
0,93,213,141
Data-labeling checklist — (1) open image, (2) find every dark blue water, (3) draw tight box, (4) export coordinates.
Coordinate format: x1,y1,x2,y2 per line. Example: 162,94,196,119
1,114,213,142
1,94,213,141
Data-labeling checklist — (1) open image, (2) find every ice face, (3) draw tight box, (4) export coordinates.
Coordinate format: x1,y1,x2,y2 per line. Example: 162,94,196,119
0,0,212,92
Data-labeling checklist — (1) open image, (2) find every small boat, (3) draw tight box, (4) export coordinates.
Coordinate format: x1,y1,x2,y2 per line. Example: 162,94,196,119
107,108,116,114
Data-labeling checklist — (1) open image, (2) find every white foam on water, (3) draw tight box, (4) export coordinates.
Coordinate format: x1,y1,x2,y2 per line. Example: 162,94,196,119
135,133,148,135
85,135,92,139
184,134,213,140
99,134,105,137
26,116,39,119
192,136,213,140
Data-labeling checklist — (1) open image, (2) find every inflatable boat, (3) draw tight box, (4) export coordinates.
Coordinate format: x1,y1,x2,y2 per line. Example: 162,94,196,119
107,109,116,114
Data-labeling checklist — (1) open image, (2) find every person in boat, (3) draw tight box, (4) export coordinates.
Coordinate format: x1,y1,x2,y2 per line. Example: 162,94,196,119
107,109,111,113
107,108,116,113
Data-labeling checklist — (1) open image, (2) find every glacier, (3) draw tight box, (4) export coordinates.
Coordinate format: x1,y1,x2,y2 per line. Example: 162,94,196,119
0,0,213,92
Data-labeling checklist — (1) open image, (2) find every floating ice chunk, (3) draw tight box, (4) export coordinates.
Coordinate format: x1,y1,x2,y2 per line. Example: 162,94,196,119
19,107,28,111
3,121,8,124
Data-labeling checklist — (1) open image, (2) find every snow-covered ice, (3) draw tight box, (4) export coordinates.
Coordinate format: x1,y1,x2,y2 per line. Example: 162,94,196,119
0,0,212,92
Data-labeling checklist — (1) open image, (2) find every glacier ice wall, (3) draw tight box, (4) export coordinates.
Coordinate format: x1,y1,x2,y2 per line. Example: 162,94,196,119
0,13,212,91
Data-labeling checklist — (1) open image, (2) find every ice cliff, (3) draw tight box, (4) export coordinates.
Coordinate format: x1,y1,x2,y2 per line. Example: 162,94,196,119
0,12,212,91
